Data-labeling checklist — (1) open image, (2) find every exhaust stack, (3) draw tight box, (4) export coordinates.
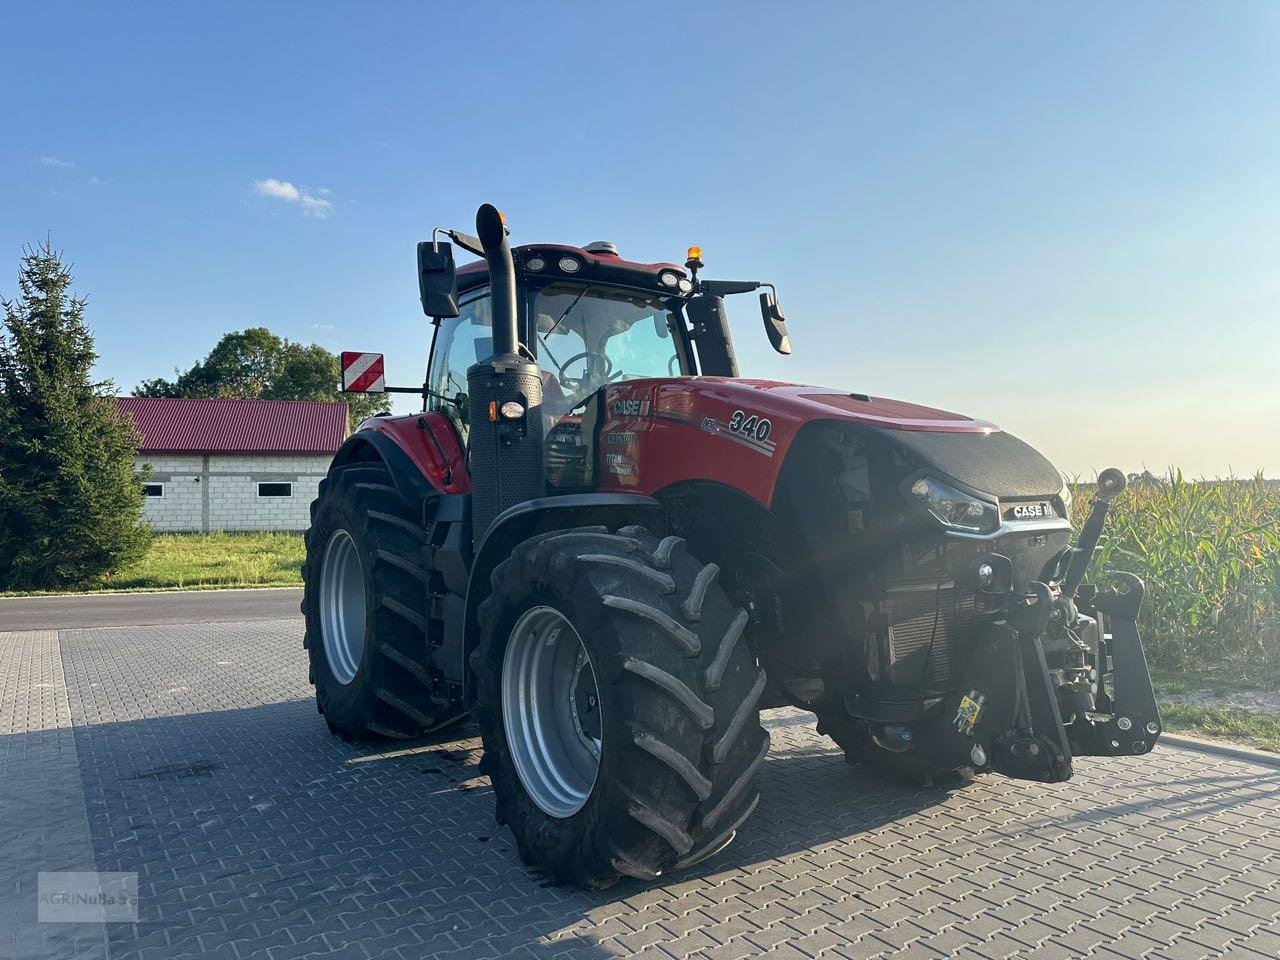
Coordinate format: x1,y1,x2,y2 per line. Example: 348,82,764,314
466,203,544,548
475,204,519,359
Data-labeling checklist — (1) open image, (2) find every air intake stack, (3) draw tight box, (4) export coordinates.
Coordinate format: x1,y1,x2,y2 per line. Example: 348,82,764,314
466,204,544,548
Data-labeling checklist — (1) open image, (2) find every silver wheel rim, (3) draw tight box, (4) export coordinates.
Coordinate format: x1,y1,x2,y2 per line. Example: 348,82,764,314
501,606,602,818
319,529,366,685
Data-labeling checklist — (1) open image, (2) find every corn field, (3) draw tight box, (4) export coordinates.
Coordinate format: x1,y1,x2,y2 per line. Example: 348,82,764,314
1071,473,1280,675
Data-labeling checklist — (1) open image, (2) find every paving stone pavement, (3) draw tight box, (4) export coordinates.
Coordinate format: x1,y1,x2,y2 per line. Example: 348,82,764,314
2,618,1279,960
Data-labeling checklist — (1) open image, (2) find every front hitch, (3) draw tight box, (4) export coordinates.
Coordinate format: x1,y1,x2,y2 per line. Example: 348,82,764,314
981,468,1161,781
1068,572,1162,757
989,581,1075,782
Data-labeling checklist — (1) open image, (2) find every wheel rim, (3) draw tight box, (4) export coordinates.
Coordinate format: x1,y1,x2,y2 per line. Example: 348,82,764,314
501,606,602,818
319,529,366,685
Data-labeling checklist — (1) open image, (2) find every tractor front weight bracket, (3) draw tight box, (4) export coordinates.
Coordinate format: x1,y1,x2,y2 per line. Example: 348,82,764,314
1067,572,1162,759
990,581,1077,784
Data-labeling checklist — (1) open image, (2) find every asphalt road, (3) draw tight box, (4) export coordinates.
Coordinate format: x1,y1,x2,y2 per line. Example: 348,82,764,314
0,586,303,631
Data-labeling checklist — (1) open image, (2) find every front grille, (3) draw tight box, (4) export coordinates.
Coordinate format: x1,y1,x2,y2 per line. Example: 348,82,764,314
884,583,975,690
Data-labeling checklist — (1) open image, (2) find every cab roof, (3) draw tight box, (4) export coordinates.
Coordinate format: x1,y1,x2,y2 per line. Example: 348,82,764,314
457,243,686,294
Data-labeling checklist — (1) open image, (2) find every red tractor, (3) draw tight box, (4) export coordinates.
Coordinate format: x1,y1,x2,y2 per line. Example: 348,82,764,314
303,204,1160,888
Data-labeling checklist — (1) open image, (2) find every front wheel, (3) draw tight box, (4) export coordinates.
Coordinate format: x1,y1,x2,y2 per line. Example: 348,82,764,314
472,526,770,889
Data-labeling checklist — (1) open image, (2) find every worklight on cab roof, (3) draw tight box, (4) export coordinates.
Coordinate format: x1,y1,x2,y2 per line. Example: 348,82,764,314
525,256,546,272
558,257,581,273
659,270,680,287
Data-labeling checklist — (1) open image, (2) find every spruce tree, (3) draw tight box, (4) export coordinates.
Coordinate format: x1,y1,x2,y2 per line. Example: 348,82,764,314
0,241,150,590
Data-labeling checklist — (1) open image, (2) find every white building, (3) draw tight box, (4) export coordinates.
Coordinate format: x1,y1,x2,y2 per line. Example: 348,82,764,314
116,397,347,533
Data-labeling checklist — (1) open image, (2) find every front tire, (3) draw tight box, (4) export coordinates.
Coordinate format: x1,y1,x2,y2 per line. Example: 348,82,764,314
302,463,453,739
473,526,770,889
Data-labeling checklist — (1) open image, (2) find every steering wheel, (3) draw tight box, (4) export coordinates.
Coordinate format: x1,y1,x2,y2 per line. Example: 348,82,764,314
557,350,614,394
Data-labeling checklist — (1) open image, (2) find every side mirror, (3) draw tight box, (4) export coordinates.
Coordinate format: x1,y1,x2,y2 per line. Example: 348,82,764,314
417,241,460,318
760,291,791,355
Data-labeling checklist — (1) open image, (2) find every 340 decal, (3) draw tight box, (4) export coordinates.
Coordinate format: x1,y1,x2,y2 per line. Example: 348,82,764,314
728,410,772,442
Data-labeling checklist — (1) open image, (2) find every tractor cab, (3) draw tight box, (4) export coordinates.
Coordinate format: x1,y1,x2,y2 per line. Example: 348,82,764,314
420,233,787,492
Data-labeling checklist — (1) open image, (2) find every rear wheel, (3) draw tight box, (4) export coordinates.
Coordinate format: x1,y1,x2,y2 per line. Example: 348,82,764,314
303,463,455,739
473,525,770,889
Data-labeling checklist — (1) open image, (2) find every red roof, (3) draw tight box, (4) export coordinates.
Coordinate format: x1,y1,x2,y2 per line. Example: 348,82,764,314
116,397,348,455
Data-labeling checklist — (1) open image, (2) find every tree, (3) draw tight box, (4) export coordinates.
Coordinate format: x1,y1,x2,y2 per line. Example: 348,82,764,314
134,327,388,426
0,241,150,590
1127,469,1168,488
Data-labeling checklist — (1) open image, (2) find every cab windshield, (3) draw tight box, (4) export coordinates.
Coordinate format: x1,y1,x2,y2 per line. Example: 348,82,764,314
531,283,683,423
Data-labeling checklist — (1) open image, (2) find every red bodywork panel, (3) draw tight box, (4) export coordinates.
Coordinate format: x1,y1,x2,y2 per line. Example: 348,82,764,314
596,378,996,508
354,381,992,507
354,412,470,494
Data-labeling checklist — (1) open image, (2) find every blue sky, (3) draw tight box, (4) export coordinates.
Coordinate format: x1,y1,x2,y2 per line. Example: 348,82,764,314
3,2,1277,477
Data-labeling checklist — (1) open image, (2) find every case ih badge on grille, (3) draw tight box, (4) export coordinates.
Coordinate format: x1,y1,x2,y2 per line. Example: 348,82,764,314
340,352,385,393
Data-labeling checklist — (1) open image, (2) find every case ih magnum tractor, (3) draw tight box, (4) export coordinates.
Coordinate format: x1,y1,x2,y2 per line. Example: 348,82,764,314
303,203,1160,888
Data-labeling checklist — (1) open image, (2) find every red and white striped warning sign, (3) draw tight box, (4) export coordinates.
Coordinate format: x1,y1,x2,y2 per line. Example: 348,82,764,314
340,352,386,393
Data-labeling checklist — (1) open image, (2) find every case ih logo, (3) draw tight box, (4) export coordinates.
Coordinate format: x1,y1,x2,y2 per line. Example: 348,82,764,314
1007,501,1053,520
610,398,650,417
341,352,385,393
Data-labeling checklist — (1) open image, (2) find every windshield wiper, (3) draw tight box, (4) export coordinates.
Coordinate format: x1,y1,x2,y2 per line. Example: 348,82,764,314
544,286,589,339
536,286,589,379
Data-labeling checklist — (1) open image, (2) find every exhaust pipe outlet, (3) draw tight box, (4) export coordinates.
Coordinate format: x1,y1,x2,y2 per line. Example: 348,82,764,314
466,203,543,549
475,203,519,359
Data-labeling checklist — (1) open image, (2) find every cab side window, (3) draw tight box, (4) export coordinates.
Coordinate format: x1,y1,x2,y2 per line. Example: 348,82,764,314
428,292,491,442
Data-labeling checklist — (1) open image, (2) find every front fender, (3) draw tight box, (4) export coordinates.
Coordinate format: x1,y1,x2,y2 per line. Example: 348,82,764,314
461,493,665,701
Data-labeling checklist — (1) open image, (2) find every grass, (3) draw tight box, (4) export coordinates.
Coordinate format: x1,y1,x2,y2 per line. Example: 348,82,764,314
1157,703,1280,754
78,532,305,592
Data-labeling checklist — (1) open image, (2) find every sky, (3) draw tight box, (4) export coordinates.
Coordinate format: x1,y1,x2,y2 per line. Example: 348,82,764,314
3,2,1278,478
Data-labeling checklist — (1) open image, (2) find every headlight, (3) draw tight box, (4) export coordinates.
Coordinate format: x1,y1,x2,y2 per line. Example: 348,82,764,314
908,476,1000,534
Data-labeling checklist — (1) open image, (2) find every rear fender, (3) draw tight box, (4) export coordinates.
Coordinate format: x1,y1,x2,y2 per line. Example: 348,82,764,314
331,413,468,518
461,493,666,701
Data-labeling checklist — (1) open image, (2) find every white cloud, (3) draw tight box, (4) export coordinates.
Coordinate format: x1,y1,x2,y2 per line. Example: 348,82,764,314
254,177,299,201
252,177,334,218
40,156,75,168
299,194,334,217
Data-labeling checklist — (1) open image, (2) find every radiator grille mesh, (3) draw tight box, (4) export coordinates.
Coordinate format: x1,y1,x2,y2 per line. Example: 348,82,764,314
886,585,976,688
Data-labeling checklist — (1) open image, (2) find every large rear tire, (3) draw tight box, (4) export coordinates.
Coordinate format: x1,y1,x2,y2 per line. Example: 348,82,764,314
473,525,770,889
302,463,454,740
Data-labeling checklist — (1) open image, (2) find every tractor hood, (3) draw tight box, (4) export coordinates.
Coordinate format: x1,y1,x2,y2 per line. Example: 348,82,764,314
677,379,1063,499
685,379,996,434
599,377,1064,508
